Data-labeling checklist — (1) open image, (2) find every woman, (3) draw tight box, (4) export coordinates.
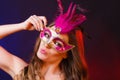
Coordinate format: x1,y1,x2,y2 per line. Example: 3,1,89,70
0,0,88,80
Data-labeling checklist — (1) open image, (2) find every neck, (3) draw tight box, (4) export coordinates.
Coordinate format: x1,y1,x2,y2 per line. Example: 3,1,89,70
42,60,62,75
40,60,64,80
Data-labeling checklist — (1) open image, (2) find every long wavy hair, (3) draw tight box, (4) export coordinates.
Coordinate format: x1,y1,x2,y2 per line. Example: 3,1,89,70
13,29,88,80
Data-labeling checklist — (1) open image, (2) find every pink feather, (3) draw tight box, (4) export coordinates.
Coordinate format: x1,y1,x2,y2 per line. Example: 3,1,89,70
55,0,86,34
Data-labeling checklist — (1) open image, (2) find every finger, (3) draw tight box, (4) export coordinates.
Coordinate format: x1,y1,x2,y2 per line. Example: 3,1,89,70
33,15,41,30
29,15,39,30
39,16,47,26
31,15,41,31
37,16,46,30
38,18,44,31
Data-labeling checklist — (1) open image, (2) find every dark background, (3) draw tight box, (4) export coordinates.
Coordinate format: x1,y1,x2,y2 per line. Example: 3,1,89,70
0,0,120,80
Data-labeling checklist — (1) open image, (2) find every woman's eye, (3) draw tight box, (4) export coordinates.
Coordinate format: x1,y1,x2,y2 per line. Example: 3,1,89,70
55,41,64,48
44,32,50,38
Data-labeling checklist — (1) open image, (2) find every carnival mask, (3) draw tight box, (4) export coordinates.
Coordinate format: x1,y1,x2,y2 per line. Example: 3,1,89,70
39,0,86,53
40,27,74,53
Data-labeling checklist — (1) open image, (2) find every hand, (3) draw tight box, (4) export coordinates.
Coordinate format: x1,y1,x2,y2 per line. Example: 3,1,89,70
22,15,47,31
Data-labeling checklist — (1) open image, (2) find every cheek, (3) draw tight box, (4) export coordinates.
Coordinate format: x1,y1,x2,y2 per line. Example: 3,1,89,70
38,49,62,61
36,42,48,60
39,40,45,46
48,50,63,59
36,41,63,61
49,49,58,54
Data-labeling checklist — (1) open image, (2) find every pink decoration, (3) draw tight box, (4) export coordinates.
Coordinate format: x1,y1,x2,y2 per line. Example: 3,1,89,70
55,0,86,34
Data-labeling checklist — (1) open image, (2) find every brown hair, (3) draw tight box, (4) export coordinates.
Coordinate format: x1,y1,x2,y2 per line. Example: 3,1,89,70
60,31,88,80
14,37,44,80
14,30,88,80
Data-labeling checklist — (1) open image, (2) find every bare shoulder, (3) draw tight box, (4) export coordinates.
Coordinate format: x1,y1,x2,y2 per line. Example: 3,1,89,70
0,46,28,78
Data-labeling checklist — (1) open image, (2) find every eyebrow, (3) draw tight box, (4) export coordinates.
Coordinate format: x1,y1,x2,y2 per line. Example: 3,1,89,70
57,35,69,44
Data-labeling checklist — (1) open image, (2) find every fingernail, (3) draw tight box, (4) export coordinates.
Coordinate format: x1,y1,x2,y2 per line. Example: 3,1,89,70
41,27,43,31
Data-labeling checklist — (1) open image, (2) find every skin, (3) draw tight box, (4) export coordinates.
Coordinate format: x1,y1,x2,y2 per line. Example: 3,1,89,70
0,15,47,39
0,15,47,77
37,33,68,63
0,15,68,80
37,33,68,80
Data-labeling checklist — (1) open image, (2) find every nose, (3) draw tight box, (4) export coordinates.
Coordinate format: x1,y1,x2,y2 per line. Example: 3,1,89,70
45,43,52,49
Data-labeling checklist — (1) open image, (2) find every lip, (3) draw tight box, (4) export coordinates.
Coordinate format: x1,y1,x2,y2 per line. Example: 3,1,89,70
40,49,47,54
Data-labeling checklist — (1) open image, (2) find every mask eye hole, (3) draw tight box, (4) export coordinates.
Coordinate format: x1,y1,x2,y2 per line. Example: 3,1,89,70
53,38,64,48
54,40,64,48
40,28,52,42
44,31,51,39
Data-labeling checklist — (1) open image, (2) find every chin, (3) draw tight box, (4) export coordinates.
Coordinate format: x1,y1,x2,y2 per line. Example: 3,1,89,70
37,51,48,61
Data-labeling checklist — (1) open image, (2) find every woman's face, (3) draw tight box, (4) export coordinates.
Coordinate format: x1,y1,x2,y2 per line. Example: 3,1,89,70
36,26,73,62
